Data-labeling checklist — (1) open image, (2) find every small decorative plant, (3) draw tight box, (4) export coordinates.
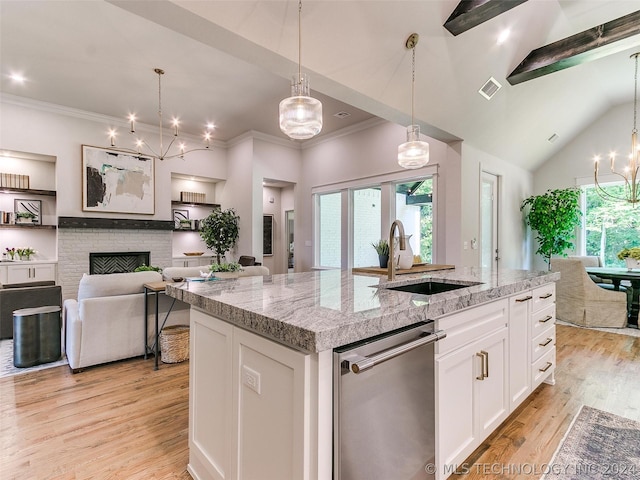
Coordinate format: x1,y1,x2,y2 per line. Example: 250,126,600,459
134,264,162,273
617,247,640,261
16,247,36,260
209,262,242,273
5,247,16,260
15,211,36,219
371,239,389,256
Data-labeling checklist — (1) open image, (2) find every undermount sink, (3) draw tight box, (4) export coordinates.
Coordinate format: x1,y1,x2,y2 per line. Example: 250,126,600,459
385,280,481,295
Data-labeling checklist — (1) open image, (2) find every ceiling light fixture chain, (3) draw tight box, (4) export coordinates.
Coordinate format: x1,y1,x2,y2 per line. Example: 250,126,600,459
279,0,323,140
108,68,213,161
592,52,639,206
397,33,429,170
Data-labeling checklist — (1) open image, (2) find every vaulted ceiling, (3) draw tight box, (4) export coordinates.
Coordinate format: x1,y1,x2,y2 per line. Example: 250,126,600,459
1,1,639,171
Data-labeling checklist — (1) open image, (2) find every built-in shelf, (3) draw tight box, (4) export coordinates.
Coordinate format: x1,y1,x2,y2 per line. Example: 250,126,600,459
0,224,57,230
171,200,220,208
0,187,56,197
58,217,174,230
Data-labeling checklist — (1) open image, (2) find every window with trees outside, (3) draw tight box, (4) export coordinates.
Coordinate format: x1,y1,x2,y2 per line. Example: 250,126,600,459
582,183,640,267
395,178,433,263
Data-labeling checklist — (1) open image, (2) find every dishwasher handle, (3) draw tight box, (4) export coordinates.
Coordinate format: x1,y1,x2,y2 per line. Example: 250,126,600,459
351,330,446,374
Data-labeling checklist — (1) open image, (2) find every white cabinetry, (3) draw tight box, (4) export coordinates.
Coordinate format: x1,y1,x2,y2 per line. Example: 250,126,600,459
189,308,316,480
530,284,556,390
435,300,509,477
172,256,213,268
0,262,56,285
508,292,532,410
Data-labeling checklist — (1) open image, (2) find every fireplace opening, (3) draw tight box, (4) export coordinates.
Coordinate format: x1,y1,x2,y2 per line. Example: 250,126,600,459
89,251,151,275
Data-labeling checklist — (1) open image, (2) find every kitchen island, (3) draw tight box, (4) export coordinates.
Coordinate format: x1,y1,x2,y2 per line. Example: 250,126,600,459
166,267,559,480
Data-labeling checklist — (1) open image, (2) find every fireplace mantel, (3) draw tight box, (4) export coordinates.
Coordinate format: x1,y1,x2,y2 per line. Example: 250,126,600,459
58,216,174,230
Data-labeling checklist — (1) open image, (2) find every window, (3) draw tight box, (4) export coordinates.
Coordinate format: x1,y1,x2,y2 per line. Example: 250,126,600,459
317,192,342,268
395,179,433,263
582,183,639,267
352,187,381,268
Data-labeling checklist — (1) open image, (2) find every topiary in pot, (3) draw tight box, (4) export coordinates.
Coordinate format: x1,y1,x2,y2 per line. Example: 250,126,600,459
520,188,582,269
199,208,240,264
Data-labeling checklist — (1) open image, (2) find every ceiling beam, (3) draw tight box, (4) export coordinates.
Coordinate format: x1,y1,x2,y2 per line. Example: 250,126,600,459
507,10,640,85
444,0,529,36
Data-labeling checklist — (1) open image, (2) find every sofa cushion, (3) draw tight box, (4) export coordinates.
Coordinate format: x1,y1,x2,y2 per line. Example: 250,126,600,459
77,271,162,301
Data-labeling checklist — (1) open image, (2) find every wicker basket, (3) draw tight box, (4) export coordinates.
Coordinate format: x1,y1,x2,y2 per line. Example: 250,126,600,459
160,325,190,363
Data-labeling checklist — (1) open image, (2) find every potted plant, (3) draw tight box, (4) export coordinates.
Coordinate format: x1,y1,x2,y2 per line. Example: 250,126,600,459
200,208,240,264
134,264,162,273
617,247,640,271
15,211,36,224
16,247,36,261
209,261,242,279
371,239,390,268
520,188,582,269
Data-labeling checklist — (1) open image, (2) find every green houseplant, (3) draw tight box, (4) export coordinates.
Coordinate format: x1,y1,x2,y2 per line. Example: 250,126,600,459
520,188,582,269
200,208,240,265
371,239,390,268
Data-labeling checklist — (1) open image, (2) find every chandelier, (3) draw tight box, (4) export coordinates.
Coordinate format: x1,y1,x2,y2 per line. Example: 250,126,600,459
108,68,213,160
279,0,323,140
398,33,429,169
593,52,639,206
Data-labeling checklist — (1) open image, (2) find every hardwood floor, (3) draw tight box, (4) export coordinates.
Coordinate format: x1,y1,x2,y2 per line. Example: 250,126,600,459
0,357,190,480
1,324,638,480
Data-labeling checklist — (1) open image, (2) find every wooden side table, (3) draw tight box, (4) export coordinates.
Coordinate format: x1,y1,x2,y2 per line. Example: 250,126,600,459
143,281,175,370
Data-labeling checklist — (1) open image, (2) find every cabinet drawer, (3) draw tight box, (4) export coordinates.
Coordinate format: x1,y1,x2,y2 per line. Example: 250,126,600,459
531,325,555,363
531,304,555,339
531,348,555,391
531,284,555,313
435,299,508,355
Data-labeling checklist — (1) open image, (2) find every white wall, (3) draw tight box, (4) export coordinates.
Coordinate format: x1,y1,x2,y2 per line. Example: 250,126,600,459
461,144,533,270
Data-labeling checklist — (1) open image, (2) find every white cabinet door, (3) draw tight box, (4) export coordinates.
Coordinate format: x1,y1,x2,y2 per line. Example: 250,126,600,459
189,308,312,480
436,326,508,478
508,292,531,410
474,327,509,439
6,263,56,284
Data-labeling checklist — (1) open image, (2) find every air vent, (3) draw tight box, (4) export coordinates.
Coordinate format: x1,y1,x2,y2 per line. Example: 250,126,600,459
478,77,502,100
334,111,351,118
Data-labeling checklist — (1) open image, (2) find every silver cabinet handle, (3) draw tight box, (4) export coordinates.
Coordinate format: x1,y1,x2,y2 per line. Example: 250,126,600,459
539,293,553,299
539,315,553,323
476,350,488,380
515,295,532,303
351,330,446,374
539,362,553,373
539,338,553,347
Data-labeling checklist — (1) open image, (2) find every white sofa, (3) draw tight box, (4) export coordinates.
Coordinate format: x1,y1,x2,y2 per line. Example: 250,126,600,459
63,271,189,371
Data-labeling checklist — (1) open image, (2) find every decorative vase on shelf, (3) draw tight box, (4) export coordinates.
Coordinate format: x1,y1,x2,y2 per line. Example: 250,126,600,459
394,235,414,270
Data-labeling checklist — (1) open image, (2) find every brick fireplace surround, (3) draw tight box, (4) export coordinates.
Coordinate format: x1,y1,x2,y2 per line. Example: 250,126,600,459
57,218,174,300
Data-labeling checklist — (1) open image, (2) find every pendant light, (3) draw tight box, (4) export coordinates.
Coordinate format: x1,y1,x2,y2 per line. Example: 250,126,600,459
398,33,429,169
279,0,323,140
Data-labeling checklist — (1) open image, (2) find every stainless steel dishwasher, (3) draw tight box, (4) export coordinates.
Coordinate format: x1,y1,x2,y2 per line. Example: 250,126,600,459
334,322,446,480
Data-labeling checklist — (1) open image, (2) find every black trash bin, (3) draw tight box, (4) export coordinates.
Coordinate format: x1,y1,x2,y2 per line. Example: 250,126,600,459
13,306,61,368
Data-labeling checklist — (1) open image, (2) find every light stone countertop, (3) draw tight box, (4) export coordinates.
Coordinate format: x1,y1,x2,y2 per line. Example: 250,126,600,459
166,267,560,353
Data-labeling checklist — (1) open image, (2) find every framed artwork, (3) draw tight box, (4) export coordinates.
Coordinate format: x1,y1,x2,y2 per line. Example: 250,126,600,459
173,208,189,229
82,145,155,214
14,198,42,225
263,214,274,256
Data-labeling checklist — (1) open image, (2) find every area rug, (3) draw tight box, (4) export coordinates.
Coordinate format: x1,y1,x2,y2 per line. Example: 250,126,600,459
542,405,640,479
0,339,68,378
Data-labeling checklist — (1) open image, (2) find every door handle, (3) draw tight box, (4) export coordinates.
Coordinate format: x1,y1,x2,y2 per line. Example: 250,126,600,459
350,330,447,374
539,338,553,347
539,293,553,299
539,315,553,323
539,362,553,373
476,350,488,380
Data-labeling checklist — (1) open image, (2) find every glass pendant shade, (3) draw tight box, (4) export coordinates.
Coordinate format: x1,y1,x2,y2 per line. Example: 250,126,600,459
398,125,429,169
279,73,323,140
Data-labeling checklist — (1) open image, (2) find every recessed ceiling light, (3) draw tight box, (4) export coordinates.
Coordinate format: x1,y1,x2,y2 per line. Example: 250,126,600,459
9,72,26,84
497,29,511,45
206,123,215,130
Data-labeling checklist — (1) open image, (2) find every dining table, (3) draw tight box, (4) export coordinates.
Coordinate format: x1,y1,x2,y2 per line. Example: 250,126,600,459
586,267,640,328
